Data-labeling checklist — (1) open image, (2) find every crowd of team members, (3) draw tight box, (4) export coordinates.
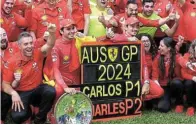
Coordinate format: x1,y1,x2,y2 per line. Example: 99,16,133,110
1,0,196,123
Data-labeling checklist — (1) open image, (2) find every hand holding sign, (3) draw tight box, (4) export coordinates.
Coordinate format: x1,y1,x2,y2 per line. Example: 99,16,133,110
64,88,77,95
142,82,150,95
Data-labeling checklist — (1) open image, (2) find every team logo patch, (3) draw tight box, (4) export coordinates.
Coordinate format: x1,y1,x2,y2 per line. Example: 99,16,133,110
52,54,57,62
108,47,118,62
58,7,62,12
41,15,48,21
32,62,38,69
63,55,69,64
191,12,196,17
9,48,13,53
0,18,4,24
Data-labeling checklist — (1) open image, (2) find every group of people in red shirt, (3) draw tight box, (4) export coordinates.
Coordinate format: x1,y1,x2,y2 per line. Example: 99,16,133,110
1,0,196,124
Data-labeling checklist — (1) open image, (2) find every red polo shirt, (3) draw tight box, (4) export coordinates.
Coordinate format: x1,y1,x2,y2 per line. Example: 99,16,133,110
1,42,19,82
152,54,183,86
0,12,28,42
182,1,196,42
181,53,196,80
30,2,71,38
3,48,44,91
45,38,80,89
1,42,19,64
72,0,91,30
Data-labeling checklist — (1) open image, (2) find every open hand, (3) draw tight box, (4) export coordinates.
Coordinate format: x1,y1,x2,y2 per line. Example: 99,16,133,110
11,91,24,112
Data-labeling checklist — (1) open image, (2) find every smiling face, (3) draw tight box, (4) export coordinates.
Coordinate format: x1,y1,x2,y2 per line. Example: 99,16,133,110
126,3,138,17
125,23,140,37
96,0,107,8
141,36,151,52
0,28,8,50
143,2,154,17
2,0,14,15
61,25,77,40
158,40,170,55
19,36,34,57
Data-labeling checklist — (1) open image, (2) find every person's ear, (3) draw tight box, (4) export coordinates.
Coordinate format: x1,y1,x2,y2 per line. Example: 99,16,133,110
125,7,128,13
60,28,64,35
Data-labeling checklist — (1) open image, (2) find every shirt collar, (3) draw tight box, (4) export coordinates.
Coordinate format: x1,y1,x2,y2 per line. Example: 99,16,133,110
18,51,32,62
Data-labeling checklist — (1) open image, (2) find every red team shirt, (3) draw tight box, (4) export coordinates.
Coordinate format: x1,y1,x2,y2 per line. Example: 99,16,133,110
152,54,183,86
0,13,28,42
45,38,80,89
3,48,44,91
71,0,91,30
30,2,71,38
181,53,196,80
182,1,196,42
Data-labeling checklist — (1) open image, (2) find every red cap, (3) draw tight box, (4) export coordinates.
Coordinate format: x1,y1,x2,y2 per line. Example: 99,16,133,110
125,17,139,25
60,18,76,29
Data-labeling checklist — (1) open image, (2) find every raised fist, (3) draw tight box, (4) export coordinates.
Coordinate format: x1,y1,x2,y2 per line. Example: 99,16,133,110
47,23,56,33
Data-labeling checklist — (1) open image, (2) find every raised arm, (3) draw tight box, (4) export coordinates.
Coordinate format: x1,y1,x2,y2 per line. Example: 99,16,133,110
41,23,56,57
164,12,180,37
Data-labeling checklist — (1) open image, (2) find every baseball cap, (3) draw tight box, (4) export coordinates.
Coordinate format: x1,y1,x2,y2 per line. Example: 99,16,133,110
60,18,76,29
125,17,139,25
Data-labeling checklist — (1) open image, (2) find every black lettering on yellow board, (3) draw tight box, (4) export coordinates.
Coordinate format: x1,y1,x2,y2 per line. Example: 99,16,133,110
79,42,142,121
